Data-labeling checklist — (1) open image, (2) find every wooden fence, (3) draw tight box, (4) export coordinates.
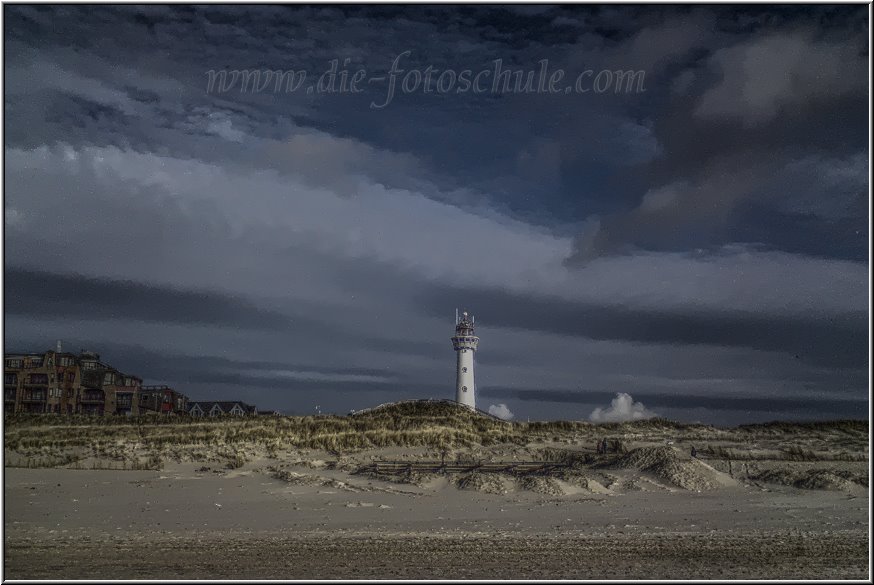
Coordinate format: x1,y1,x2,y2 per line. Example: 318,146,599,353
355,460,569,476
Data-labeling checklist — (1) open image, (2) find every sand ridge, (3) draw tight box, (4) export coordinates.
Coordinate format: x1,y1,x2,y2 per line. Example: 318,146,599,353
3,411,869,579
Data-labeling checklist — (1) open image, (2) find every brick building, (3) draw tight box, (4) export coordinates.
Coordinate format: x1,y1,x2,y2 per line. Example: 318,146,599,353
4,347,169,416
139,385,189,416
4,349,82,414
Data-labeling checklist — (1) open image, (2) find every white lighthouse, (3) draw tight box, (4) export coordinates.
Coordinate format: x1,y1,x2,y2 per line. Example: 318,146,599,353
451,309,479,409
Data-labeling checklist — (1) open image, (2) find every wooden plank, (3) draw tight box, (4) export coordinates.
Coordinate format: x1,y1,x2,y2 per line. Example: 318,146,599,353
355,460,573,476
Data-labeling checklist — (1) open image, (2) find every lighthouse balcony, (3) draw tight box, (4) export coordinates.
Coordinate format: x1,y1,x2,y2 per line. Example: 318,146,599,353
452,338,479,351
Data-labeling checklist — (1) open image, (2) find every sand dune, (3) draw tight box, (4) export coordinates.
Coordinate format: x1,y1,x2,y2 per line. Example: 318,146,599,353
606,445,738,490
3,408,869,579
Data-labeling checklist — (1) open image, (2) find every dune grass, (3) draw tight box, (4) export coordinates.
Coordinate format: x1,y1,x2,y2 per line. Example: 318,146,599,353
3,402,868,471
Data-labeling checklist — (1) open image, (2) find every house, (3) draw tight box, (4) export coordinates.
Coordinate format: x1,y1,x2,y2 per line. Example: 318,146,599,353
188,401,257,417
140,385,189,415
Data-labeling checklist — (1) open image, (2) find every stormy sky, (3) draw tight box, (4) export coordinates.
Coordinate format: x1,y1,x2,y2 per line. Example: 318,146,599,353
3,5,869,424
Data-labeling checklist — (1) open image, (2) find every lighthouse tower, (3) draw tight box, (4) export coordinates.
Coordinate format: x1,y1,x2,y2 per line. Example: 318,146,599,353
451,309,479,409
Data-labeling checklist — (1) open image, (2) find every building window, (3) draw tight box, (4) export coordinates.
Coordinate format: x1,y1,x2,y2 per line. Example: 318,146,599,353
4,373,17,385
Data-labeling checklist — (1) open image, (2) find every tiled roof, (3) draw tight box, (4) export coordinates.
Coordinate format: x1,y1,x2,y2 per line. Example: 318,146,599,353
188,400,256,414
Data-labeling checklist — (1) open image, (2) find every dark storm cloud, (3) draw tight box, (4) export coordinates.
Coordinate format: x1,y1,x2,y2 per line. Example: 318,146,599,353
44,344,396,384
729,204,868,262
4,269,293,330
418,283,867,368
0,338,431,409
3,5,868,423
480,388,867,419
4,6,867,246
75,341,449,413
564,15,868,263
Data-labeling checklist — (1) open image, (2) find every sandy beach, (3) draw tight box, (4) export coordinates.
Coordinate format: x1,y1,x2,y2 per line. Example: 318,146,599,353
4,452,869,579
3,408,870,579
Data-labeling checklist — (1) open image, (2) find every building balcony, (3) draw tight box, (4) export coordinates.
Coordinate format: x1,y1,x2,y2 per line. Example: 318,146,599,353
21,384,48,391
21,395,47,402
80,394,105,404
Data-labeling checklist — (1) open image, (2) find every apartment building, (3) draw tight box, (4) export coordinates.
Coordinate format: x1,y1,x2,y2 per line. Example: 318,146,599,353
4,350,82,414
5,348,151,416
2,346,271,418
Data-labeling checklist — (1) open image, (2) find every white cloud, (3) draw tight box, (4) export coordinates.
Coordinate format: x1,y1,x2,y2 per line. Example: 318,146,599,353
5,143,866,322
205,117,246,143
589,392,658,423
488,403,514,420
6,57,147,117
2,143,568,302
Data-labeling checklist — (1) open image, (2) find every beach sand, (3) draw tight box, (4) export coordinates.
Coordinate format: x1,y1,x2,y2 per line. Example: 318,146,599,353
4,453,869,579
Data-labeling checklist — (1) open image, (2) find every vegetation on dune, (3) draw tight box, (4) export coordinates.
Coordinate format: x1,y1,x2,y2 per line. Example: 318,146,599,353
3,403,868,478
736,419,869,436
0,403,681,453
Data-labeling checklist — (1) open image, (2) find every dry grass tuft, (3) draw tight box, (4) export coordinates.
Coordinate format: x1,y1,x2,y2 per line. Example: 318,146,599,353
454,472,507,494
